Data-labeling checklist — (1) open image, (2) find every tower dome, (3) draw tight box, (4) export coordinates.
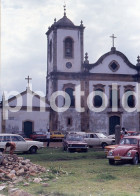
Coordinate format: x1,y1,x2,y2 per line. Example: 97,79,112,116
54,15,75,27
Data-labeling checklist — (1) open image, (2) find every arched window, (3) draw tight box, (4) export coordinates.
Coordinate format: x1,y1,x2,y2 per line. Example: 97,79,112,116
125,89,135,108
64,37,73,58
49,40,52,62
65,88,75,107
94,89,103,107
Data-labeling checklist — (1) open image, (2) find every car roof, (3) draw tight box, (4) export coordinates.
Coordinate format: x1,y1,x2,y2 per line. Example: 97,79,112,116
0,134,21,136
124,136,140,139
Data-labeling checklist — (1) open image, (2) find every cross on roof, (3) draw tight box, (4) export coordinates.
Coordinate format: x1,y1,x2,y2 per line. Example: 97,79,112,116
25,75,32,88
63,2,66,16
110,34,117,48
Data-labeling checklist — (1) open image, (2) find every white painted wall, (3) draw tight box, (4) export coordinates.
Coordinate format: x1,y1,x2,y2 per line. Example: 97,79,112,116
90,54,137,75
57,29,81,72
0,108,2,133
5,110,50,134
48,31,54,73
7,90,49,108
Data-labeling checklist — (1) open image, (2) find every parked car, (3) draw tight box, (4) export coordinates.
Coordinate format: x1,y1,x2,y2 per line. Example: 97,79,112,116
107,136,140,165
105,131,140,154
0,134,44,154
104,144,118,155
108,134,115,139
83,133,115,148
63,134,88,152
51,131,64,141
29,132,47,142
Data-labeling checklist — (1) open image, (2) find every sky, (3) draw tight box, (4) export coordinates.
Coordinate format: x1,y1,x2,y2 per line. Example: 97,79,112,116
1,0,140,100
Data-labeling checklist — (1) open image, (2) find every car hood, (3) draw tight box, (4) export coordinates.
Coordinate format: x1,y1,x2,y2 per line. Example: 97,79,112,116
112,145,137,156
66,141,87,145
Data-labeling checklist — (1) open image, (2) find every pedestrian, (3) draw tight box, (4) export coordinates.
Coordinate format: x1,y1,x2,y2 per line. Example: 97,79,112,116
121,127,127,139
46,129,51,147
4,142,16,155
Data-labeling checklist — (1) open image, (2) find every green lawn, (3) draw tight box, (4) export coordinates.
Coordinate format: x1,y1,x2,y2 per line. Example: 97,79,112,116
1,148,140,196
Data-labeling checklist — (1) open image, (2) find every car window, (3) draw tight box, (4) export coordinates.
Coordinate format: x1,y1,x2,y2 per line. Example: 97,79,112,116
0,136,3,142
90,134,94,138
93,134,98,138
3,136,11,142
120,138,138,145
11,136,25,142
96,133,107,138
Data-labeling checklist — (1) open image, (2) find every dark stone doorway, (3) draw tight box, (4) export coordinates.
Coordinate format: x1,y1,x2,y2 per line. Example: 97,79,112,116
23,121,33,138
109,116,120,135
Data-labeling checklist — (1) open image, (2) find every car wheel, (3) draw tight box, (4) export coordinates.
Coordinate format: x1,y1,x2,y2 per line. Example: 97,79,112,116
101,143,108,149
29,146,37,154
132,154,139,165
109,159,115,165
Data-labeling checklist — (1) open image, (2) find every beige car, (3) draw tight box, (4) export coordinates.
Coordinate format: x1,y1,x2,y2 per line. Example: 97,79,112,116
0,134,43,154
83,133,115,148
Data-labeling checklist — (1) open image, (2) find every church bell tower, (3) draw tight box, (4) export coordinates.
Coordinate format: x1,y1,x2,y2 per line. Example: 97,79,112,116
46,5,85,131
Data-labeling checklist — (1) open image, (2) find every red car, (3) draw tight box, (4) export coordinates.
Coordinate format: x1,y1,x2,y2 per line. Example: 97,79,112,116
121,131,140,139
63,134,88,152
30,132,47,142
107,136,140,165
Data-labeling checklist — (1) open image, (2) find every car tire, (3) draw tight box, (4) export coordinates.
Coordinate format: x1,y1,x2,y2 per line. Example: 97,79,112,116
29,146,37,154
109,159,115,165
101,142,108,149
132,154,139,165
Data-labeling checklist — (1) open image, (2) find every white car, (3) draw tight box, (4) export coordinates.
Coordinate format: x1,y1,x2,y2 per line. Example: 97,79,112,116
83,133,115,148
0,134,44,154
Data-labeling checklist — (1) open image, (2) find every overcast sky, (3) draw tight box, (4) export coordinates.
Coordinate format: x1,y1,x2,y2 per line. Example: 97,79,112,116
1,0,140,100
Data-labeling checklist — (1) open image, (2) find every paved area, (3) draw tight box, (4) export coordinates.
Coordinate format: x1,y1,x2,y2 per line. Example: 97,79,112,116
43,142,63,148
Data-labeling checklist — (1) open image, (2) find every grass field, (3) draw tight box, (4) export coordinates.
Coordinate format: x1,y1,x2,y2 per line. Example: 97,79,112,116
1,148,140,196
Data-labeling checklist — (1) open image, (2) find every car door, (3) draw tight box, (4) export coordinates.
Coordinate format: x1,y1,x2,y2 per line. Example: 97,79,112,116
11,136,27,151
0,136,11,149
84,133,99,146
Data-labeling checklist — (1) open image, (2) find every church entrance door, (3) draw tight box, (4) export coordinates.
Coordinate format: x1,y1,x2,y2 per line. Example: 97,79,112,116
23,121,33,138
109,116,120,135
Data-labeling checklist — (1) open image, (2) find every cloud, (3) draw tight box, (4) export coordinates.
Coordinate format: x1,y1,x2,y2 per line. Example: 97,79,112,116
1,0,140,99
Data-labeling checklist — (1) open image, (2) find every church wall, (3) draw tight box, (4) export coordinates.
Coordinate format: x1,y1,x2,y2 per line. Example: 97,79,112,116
90,54,137,75
48,31,54,73
58,109,81,132
48,78,53,101
57,29,81,72
5,110,49,134
122,112,138,131
57,80,80,107
89,112,109,135
89,81,137,108
0,108,2,133
8,91,47,108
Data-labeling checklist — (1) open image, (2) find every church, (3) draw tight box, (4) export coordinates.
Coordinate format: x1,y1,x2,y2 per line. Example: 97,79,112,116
0,7,140,136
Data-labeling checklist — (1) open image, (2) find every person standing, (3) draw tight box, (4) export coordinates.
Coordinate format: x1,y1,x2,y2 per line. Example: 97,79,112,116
46,129,51,147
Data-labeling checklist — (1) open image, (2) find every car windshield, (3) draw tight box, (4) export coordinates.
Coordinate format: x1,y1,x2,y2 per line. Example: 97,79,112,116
120,138,138,145
11,136,25,142
96,133,107,138
66,135,83,141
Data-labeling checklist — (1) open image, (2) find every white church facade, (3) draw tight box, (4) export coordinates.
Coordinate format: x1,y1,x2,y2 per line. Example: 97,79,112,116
0,9,140,136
